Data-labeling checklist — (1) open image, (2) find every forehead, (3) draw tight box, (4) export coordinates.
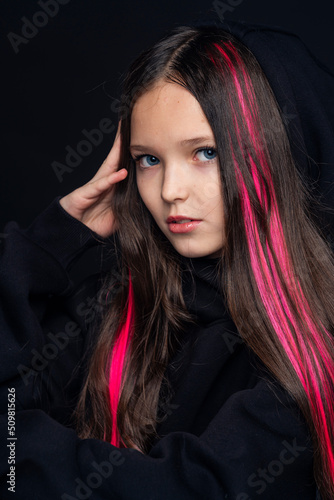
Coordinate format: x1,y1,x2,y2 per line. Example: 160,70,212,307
130,82,213,145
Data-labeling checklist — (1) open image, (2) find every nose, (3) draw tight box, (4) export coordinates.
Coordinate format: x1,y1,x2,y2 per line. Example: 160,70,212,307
161,162,190,203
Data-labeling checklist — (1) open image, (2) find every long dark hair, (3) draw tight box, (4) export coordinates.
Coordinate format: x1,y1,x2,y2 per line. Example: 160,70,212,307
74,25,334,499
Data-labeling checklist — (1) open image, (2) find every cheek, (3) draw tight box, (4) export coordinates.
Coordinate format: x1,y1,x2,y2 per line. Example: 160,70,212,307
198,169,223,205
136,174,157,215
135,171,146,203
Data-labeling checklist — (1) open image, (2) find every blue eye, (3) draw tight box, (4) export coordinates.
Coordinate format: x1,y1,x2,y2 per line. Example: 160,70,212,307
196,148,217,161
134,155,160,168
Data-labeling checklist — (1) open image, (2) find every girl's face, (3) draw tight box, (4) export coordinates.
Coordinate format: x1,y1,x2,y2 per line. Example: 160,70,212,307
130,81,225,259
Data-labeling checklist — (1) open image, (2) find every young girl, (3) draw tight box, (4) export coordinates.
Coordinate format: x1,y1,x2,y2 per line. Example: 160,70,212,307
1,22,334,500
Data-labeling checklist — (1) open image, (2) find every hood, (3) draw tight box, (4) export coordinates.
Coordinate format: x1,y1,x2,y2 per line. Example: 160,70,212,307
197,20,334,244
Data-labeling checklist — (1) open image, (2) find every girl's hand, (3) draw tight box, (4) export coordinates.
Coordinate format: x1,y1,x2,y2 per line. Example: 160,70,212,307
59,122,128,238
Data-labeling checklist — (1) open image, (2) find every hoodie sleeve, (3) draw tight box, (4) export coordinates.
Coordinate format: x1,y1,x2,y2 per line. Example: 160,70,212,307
0,197,110,416
0,379,315,500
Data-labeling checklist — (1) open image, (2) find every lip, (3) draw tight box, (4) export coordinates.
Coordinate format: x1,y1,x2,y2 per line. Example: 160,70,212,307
166,215,201,223
166,215,202,234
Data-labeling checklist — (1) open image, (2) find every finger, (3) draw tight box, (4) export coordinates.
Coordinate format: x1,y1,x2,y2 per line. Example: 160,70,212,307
103,120,122,166
115,119,121,139
81,168,128,201
91,125,123,182
104,129,122,167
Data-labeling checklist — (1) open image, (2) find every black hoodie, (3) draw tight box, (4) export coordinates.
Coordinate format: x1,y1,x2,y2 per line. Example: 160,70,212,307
1,21,332,500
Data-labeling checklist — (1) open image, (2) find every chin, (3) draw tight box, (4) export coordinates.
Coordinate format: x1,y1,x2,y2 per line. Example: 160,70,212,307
173,245,222,260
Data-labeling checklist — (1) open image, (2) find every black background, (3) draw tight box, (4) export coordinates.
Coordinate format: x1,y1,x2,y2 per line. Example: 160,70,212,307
1,0,333,231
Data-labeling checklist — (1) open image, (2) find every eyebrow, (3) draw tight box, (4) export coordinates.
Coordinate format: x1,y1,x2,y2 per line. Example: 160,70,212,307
129,136,215,152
